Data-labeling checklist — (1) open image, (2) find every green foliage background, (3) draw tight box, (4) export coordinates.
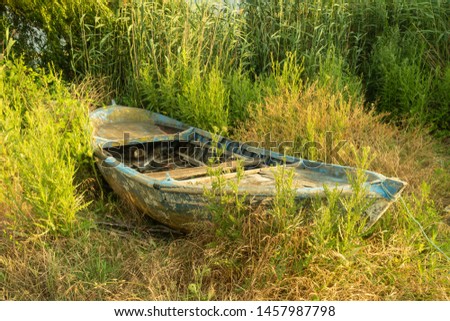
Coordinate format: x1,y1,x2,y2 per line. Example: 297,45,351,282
1,0,449,132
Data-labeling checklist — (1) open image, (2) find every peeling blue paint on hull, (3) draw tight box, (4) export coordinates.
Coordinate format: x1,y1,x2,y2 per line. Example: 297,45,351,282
90,106,407,232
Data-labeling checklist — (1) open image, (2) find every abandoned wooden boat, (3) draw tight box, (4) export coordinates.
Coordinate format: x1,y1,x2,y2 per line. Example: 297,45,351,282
90,105,407,232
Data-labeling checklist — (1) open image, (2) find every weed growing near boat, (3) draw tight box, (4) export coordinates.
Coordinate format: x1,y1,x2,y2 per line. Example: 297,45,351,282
270,163,300,233
311,147,373,254
0,58,92,236
204,133,247,240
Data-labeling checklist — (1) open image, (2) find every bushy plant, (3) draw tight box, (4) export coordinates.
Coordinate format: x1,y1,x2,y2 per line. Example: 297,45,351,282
0,57,91,236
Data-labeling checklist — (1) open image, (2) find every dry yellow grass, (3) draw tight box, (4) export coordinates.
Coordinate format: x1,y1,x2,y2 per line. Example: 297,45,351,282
235,83,448,204
1,207,449,300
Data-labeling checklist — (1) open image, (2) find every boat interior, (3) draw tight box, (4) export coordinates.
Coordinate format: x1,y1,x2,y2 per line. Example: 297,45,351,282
102,138,355,189
95,117,376,189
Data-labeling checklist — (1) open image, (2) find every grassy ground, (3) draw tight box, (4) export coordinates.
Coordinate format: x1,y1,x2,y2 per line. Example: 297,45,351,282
1,0,449,300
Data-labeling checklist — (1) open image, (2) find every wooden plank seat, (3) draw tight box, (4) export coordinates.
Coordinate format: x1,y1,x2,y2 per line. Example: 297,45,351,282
144,160,262,181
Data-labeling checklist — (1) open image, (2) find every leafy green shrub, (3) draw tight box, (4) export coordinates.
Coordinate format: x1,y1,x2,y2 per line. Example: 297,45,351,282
270,164,301,233
203,142,247,241
0,57,91,236
178,63,229,133
370,30,430,121
370,28,449,131
225,68,263,127
429,65,450,133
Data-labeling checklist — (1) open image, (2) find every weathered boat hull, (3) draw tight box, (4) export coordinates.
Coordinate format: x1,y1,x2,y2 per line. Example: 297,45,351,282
91,106,407,232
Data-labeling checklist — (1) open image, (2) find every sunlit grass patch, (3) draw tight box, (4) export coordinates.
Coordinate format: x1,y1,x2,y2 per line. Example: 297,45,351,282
0,58,91,236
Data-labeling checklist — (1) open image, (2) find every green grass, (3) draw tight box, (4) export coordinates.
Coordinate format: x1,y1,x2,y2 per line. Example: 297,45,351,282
1,0,449,301
3,0,448,130
0,57,92,236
